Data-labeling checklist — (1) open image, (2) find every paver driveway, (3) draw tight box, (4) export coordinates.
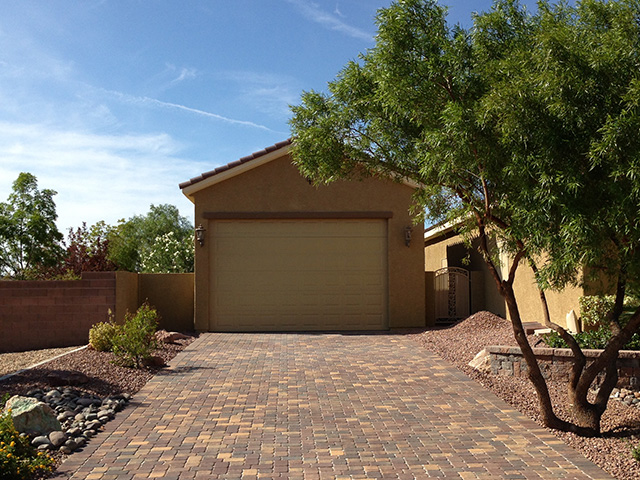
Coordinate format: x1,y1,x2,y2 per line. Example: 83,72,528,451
58,333,612,479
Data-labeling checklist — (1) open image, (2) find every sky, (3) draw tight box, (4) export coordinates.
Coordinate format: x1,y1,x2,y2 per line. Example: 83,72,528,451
0,0,542,233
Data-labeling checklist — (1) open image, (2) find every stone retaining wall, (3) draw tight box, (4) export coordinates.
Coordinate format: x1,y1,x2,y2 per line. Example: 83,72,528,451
487,345,640,387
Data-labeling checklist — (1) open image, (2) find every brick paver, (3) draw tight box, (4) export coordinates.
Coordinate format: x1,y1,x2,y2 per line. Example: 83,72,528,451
57,333,612,479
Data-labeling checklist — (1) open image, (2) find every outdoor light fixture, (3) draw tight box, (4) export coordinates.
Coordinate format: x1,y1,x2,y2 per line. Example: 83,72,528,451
404,226,412,247
195,224,206,247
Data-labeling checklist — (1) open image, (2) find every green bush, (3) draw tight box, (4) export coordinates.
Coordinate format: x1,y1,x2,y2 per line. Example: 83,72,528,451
579,295,640,327
0,409,54,479
543,326,640,351
632,443,640,463
89,313,120,352
111,303,159,368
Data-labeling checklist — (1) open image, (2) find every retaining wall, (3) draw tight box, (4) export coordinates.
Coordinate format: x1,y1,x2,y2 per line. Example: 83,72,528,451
487,345,640,388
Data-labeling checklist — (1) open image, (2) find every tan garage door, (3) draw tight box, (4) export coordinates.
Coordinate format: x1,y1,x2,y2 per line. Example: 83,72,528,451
210,219,388,331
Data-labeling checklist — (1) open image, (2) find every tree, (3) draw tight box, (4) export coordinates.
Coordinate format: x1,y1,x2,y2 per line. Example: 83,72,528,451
58,221,116,277
289,0,640,436
0,173,64,279
108,204,193,272
478,0,640,433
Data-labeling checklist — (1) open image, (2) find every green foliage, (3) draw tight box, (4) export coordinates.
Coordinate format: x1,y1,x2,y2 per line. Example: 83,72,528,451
580,295,640,327
0,410,54,479
108,204,193,272
89,314,120,352
111,303,159,368
543,326,640,351
0,173,64,279
140,231,194,273
632,443,640,462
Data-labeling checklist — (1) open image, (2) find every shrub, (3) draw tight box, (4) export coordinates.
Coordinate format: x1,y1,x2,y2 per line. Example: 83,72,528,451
111,303,159,368
632,443,640,463
0,409,54,479
543,326,640,351
89,311,120,352
579,295,640,328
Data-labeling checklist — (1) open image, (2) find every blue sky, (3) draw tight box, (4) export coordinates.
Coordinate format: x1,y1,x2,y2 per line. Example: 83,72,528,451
0,0,541,232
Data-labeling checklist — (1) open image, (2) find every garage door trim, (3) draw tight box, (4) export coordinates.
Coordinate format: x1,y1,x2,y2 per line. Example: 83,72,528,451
203,211,393,220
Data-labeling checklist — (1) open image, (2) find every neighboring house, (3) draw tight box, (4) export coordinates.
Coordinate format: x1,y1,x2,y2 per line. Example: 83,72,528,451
180,139,425,332
424,221,589,330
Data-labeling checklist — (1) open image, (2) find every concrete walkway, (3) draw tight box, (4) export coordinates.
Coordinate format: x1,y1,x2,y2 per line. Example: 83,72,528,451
58,333,612,479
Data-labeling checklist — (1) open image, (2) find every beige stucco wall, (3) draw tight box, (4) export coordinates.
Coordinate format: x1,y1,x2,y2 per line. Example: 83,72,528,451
425,231,583,329
190,153,425,331
114,271,139,324
138,273,195,332
424,233,505,319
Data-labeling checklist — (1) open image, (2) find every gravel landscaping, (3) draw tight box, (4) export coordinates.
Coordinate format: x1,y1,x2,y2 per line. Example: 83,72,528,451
411,311,640,480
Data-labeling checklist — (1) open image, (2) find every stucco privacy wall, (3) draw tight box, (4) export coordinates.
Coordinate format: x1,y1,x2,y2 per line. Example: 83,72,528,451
424,229,583,329
0,272,194,353
190,153,425,331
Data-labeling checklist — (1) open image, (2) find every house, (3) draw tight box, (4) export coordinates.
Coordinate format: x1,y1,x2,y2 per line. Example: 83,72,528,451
424,221,588,330
180,139,425,332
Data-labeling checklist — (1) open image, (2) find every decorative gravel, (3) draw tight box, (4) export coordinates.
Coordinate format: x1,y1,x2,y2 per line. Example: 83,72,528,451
411,311,640,480
0,346,86,377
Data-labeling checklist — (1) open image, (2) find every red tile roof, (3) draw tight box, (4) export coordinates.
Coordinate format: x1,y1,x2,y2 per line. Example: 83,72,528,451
179,138,292,190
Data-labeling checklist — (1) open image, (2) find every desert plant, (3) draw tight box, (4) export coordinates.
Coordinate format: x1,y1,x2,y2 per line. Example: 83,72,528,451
111,303,159,368
632,443,640,463
543,327,640,351
0,409,54,479
89,311,120,352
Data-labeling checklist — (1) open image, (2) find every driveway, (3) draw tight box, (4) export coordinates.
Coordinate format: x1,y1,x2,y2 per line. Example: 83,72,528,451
58,333,612,479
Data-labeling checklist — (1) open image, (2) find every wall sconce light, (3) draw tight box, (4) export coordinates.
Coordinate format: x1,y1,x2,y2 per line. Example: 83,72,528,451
404,226,412,247
195,224,206,247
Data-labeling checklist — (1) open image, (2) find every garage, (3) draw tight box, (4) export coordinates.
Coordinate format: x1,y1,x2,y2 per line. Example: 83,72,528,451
211,219,388,331
180,139,425,332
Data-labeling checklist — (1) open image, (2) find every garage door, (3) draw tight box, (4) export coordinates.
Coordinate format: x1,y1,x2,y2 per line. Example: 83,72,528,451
210,219,388,331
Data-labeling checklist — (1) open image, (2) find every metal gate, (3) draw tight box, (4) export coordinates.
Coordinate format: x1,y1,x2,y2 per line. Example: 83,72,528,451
434,267,470,322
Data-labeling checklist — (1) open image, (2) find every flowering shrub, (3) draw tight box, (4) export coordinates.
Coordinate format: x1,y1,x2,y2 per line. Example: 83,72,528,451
111,303,159,368
140,231,194,273
0,409,54,479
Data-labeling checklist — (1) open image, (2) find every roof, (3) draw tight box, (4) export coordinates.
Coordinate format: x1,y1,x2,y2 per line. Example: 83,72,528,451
180,137,420,202
180,139,292,201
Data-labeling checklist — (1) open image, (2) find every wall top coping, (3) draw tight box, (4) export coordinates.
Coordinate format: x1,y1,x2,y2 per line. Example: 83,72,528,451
486,345,640,359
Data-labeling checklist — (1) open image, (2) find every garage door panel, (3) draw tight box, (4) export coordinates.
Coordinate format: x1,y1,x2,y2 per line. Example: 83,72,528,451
211,219,387,331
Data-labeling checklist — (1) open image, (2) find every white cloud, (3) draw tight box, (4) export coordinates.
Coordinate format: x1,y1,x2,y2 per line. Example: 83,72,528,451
0,122,197,231
285,0,373,41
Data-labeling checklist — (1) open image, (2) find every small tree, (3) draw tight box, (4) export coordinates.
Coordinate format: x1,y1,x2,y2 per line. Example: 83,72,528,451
0,173,64,279
58,221,116,277
289,0,640,436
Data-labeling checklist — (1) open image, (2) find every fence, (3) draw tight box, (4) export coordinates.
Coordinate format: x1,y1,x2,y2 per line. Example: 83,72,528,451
0,272,194,353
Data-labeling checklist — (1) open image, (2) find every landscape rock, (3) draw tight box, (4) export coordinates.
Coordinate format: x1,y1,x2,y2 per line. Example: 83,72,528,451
32,436,52,447
155,330,191,344
46,371,90,387
468,349,492,373
49,430,68,448
4,395,61,435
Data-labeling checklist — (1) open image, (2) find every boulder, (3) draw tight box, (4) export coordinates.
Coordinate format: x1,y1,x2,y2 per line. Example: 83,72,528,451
468,349,492,374
49,430,68,448
4,395,61,435
155,330,190,344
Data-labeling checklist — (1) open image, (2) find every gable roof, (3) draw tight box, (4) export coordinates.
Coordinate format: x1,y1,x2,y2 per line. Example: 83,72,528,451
180,139,292,202
180,138,420,202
